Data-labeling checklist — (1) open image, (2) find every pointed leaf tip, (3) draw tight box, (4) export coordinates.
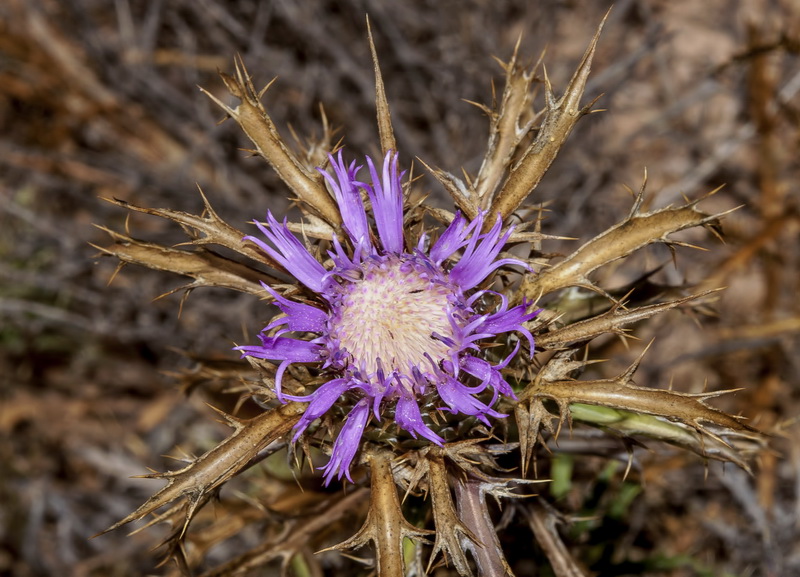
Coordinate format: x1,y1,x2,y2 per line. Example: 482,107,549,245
366,16,397,158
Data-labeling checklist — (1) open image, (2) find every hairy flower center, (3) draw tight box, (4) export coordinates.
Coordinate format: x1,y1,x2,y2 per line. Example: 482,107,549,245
330,258,457,378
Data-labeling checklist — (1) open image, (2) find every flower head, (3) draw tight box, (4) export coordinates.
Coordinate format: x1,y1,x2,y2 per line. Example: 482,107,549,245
238,150,538,483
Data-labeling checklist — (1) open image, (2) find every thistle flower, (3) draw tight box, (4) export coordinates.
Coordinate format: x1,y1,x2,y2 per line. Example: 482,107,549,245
238,151,538,484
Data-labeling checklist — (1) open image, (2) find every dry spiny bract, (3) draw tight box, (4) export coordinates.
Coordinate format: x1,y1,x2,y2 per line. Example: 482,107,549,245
98,13,763,577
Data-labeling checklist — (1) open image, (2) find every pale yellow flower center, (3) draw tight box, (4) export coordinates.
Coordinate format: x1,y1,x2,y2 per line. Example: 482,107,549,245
331,260,457,377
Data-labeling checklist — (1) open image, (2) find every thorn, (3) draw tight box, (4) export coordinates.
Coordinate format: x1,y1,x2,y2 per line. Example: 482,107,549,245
199,85,236,117
318,102,330,133
627,169,648,219
462,98,494,115
205,403,246,430
108,262,125,286
177,289,190,319
542,63,554,106
460,166,474,188
258,76,278,100
195,184,218,220
620,339,654,383
623,448,634,482
669,240,711,252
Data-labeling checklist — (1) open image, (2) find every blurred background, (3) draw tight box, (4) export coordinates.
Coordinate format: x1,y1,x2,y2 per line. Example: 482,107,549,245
1,0,798,575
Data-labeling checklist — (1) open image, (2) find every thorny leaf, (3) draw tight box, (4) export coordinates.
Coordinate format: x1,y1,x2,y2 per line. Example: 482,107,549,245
485,10,609,230
567,403,762,472
474,38,541,207
442,439,511,475
102,401,306,536
536,349,600,384
285,213,336,241
418,158,480,220
103,195,273,266
425,451,480,576
179,506,267,573
517,187,731,303
514,352,601,476
287,102,337,174
201,56,342,226
420,443,543,577
516,347,760,476
122,490,217,569
327,451,432,577
535,289,722,349
167,356,262,397
93,226,269,297
537,270,705,327
367,16,397,158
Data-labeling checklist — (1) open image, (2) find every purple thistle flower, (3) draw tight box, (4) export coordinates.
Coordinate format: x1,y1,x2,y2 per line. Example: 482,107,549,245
239,151,538,484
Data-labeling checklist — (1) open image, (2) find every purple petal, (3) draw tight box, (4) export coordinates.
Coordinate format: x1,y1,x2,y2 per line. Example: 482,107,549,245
250,335,322,362
262,284,328,333
236,336,323,400
461,351,517,398
395,394,444,445
480,302,539,353
449,214,526,290
435,375,506,425
457,313,493,345
429,211,479,264
319,151,372,251
328,233,360,272
285,378,361,440
322,398,371,485
245,212,327,292
369,365,395,420
365,152,404,254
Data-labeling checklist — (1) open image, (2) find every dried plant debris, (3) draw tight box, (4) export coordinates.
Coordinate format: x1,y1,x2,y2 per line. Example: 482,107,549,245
90,12,775,577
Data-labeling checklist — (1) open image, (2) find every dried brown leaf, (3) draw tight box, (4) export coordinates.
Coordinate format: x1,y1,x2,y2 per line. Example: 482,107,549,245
102,402,306,536
517,349,760,472
197,489,369,577
526,501,588,577
536,289,722,349
94,226,270,296
418,158,480,220
147,497,268,570
287,102,337,172
426,451,480,576
518,191,729,302
485,11,608,229
367,16,397,157
103,194,272,266
285,214,336,241
326,451,432,577
202,57,341,226
475,38,541,207
516,399,554,479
